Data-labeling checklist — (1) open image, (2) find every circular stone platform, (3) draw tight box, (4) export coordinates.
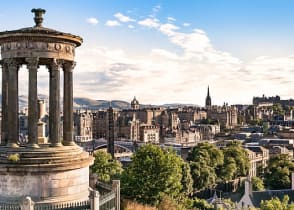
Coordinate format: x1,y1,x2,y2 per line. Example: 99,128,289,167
0,145,93,203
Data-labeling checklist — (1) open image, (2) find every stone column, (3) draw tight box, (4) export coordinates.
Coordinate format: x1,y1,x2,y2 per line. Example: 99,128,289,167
63,61,76,146
1,60,8,145
48,59,62,147
26,57,39,148
7,58,19,147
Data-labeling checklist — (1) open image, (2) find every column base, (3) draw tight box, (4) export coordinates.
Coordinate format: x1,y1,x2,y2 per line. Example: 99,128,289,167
6,142,19,148
27,143,40,148
50,142,63,147
63,141,76,146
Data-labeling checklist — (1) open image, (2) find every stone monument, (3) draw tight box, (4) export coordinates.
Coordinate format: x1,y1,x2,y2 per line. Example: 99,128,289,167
0,9,93,204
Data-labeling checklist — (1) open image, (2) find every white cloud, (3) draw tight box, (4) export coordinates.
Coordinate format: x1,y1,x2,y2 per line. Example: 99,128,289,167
114,12,135,22
128,24,135,29
159,23,179,36
167,17,176,22
183,22,190,27
76,13,294,105
105,20,121,27
138,18,160,28
86,17,99,25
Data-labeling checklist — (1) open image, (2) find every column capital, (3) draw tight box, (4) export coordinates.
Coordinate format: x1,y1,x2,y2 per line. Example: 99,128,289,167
47,59,63,72
63,61,76,72
25,57,39,70
2,58,19,70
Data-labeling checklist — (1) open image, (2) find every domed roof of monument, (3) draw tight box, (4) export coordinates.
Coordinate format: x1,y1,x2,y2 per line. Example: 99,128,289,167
0,8,82,46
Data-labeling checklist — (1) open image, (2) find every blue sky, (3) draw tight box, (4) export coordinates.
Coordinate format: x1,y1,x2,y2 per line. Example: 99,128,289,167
1,0,294,105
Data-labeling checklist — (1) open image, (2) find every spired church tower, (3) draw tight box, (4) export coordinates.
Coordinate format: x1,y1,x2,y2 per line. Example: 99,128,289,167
131,96,140,110
205,86,212,107
0,9,93,204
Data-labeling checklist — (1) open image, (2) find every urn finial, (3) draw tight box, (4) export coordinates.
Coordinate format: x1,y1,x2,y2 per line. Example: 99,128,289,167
31,8,46,27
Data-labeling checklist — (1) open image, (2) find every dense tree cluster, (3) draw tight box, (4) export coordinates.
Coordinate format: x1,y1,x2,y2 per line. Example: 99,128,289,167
264,154,294,190
121,144,192,206
91,142,294,208
187,141,250,190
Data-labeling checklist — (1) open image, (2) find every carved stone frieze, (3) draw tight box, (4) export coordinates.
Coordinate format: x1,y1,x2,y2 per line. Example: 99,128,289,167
1,41,75,60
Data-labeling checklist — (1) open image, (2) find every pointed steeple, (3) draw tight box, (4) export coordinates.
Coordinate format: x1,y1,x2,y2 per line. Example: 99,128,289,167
205,86,212,107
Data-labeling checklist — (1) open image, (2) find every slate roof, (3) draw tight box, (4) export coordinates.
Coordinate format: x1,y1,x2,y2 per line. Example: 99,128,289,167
251,189,294,207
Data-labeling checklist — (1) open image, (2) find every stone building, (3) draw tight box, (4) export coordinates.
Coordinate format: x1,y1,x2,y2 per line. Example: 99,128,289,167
0,9,93,204
207,105,238,129
177,106,207,123
139,124,160,143
176,128,201,145
74,110,93,141
117,113,140,141
191,124,220,140
245,146,269,177
92,110,108,139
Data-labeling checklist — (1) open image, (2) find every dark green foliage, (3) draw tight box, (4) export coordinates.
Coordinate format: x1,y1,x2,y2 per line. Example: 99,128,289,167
221,141,250,181
264,154,294,190
180,161,193,196
90,150,122,183
187,142,224,190
121,144,190,206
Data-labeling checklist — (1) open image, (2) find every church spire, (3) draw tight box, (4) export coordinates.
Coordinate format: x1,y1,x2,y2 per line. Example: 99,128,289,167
205,86,212,107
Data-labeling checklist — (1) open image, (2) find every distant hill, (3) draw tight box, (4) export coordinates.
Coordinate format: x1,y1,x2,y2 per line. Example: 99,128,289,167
0,95,198,110
73,98,130,110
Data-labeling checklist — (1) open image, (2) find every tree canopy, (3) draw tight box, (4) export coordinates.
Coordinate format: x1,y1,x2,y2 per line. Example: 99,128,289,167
264,154,294,190
221,141,250,181
260,195,294,210
187,142,224,190
121,144,191,206
90,150,122,183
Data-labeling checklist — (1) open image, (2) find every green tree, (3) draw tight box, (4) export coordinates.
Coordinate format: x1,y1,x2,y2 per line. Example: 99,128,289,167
121,144,186,206
187,142,224,190
180,161,193,196
90,150,122,183
260,195,294,210
252,176,264,191
221,141,250,181
191,198,214,210
264,154,294,189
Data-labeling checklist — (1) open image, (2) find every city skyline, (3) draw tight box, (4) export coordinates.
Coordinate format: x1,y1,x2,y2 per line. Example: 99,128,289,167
1,0,294,105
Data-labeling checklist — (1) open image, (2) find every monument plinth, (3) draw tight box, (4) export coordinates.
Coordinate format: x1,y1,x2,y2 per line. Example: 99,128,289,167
0,9,93,204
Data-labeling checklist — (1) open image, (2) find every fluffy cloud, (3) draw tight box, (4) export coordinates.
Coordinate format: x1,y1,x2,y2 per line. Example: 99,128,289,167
159,23,179,36
86,17,99,25
105,20,121,27
138,18,160,28
183,22,190,27
114,12,135,22
74,13,294,105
